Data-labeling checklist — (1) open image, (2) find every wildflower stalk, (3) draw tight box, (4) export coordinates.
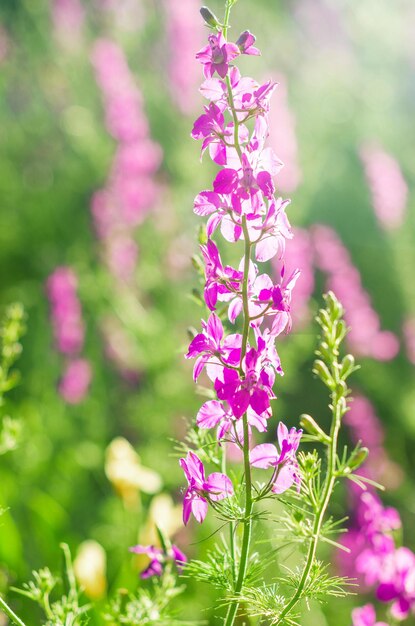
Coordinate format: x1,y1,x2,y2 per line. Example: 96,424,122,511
276,293,353,624
224,218,253,626
0,597,27,626
222,2,255,618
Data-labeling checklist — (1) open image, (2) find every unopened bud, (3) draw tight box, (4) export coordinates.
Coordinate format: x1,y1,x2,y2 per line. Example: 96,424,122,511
300,414,331,444
340,354,357,380
198,223,208,245
347,447,369,471
200,6,221,28
312,359,333,387
334,319,347,344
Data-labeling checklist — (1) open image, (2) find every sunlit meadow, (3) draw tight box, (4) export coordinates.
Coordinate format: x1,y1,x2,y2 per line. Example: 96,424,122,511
0,0,414,624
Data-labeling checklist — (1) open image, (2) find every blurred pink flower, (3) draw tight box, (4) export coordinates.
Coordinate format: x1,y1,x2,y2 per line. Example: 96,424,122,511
403,317,415,365
90,39,163,280
46,267,85,355
272,227,314,328
312,225,399,361
164,0,204,115
52,0,85,50
268,75,302,193
59,358,92,404
360,145,408,231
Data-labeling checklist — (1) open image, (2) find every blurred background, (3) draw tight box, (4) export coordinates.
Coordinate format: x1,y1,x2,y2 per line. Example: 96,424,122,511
0,0,414,623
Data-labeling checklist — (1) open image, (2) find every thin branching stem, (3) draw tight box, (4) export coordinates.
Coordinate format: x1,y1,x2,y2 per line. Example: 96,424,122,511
0,596,27,626
275,314,345,624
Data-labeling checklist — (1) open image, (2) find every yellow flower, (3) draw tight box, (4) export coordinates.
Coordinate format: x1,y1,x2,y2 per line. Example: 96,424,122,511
105,437,162,507
141,493,182,545
73,540,106,600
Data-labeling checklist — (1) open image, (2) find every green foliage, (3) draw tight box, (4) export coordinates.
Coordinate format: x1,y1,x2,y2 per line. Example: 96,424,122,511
103,572,186,626
0,303,25,454
12,544,90,626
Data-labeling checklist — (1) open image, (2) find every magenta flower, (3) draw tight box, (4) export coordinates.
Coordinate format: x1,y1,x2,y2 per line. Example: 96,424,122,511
196,31,240,78
194,191,242,241
129,544,187,579
351,604,389,626
213,151,277,201
249,422,302,494
186,312,242,380
376,548,415,620
58,358,92,405
254,198,293,263
192,102,248,165
200,239,243,310
46,267,85,355
180,451,233,524
200,68,276,121
214,335,280,418
235,31,261,56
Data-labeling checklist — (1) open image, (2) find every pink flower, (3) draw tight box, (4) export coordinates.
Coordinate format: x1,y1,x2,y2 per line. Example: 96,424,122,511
46,267,85,355
250,422,302,494
196,32,240,79
360,144,408,232
200,239,243,310
58,358,92,404
186,312,242,380
235,31,261,56
129,544,187,579
214,335,280,418
351,604,389,626
179,452,233,524
376,548,415,620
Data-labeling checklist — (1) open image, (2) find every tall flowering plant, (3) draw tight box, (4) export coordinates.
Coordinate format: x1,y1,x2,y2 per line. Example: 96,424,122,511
175,2,370,624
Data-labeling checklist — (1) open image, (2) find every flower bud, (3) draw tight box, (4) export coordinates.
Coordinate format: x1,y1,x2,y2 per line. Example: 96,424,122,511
198,223,208,245
334,319,347,344
340,354,357,380
300,414,331,444
347,447,369,471
312,359,333,387
200,6,221,28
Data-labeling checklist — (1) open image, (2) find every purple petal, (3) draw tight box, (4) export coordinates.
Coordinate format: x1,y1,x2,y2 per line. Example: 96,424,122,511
228,297,243,323
256,236,280,263
197,400,226,429
213,168,239,194
272,464,298,494
200,78,226,101
206,312,224,345
250,387,270,416
194,191,221,216
191,494,209,523
229,388,250,418
205,472,234,500
250,443,279,468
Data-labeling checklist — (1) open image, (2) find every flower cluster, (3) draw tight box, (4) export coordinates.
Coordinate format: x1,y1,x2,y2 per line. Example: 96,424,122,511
46,267,92,403
341,492,415,622
180,25,302,526
129,543,187,579
90,39,163,283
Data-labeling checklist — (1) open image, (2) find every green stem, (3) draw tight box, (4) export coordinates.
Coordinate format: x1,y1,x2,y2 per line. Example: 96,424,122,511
0,596,27,626
222,5,254,623
275,396,342,624
224,218,252,626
